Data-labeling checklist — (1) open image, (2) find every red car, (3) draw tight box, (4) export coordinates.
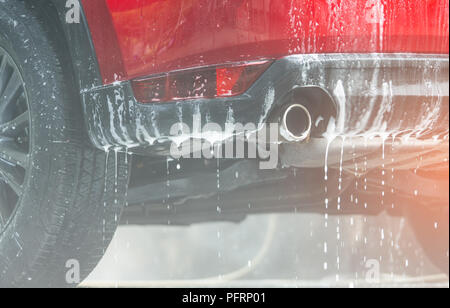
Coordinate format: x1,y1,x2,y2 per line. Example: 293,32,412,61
0,0,448,287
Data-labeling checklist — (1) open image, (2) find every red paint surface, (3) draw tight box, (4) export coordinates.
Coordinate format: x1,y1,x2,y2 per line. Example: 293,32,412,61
82,0,450,85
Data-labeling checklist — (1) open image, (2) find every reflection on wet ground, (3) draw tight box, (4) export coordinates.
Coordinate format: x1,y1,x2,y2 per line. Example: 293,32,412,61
85,212,448,287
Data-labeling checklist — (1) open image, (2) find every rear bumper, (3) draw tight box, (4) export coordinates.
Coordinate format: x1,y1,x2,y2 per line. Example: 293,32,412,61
82,53,449,160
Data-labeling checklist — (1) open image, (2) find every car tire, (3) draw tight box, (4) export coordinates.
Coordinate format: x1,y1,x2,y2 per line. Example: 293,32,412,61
0,1,129,287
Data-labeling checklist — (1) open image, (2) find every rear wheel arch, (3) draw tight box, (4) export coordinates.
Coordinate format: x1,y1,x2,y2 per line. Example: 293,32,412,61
19,0,103,142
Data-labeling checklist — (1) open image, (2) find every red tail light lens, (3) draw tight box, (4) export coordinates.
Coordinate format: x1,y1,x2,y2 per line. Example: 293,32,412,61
132,61,272,103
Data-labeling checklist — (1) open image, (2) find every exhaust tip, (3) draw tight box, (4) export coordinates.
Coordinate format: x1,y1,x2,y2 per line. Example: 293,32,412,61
280,104,312,142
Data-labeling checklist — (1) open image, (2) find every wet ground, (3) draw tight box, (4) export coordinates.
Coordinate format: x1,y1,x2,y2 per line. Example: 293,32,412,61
84,212,448,287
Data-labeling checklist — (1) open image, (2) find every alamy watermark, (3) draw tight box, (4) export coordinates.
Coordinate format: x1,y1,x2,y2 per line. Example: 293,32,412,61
365,259,381,284
168,114,280,170
65,258,81,285
65,0,80,24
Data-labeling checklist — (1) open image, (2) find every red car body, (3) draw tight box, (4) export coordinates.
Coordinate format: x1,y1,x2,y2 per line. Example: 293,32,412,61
82,0,449,84
73,0,449,210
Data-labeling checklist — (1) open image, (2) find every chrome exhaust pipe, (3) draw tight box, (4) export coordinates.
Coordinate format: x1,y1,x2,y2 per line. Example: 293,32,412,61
280,104,312,142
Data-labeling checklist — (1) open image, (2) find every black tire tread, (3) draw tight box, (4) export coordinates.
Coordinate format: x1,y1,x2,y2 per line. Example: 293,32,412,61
0,0,129,287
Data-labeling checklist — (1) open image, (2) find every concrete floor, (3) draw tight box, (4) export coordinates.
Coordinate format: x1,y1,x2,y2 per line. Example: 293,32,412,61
84,211,448,287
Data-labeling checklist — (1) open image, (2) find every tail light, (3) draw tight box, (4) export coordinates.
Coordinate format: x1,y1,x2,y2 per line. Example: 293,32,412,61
131,61,272,103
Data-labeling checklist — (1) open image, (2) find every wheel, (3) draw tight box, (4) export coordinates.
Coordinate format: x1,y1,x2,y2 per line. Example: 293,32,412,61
0,2,129,287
